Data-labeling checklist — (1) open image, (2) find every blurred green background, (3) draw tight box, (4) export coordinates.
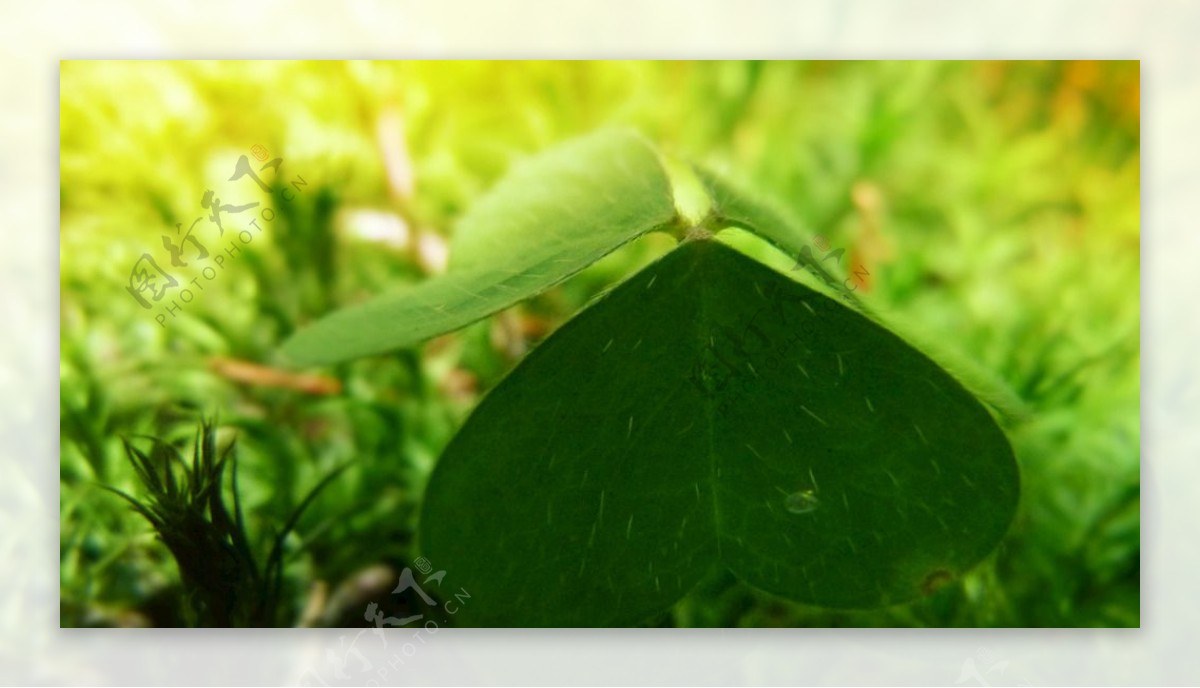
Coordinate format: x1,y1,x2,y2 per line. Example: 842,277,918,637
59,60,1139,627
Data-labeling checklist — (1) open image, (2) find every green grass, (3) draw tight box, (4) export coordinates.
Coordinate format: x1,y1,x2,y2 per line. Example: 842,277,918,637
95,419,349,626
59,60,1139,627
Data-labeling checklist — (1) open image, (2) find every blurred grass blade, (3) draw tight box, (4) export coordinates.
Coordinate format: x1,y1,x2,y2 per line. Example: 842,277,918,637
267,459,355,573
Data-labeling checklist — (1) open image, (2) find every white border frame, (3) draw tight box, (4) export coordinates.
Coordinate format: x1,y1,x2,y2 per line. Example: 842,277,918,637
4,0,1194,684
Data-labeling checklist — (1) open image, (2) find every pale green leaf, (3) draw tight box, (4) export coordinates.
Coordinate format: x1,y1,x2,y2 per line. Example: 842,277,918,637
281,129,678,364
695,165,865,310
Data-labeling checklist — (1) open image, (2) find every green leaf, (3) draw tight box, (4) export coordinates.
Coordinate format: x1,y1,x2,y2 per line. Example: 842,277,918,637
695,165,865,311
281,129,678,365
697,166,1029,426
420,239,1018,626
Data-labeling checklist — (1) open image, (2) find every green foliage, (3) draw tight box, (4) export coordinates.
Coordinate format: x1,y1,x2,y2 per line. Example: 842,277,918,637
99,420,348,626
60,61,1139,628
278,127,1021,624
422,240,1018,625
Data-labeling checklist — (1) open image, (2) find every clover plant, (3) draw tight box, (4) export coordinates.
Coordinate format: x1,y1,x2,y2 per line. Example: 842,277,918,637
281,129,1019,626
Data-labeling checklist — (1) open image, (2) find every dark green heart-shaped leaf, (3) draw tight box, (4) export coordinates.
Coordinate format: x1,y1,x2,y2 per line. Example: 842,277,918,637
281,129,678,364
696,166,1028,427
420,239,1018,626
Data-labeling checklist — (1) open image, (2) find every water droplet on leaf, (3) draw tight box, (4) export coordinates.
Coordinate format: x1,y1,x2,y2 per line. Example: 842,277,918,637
784,490,819,514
